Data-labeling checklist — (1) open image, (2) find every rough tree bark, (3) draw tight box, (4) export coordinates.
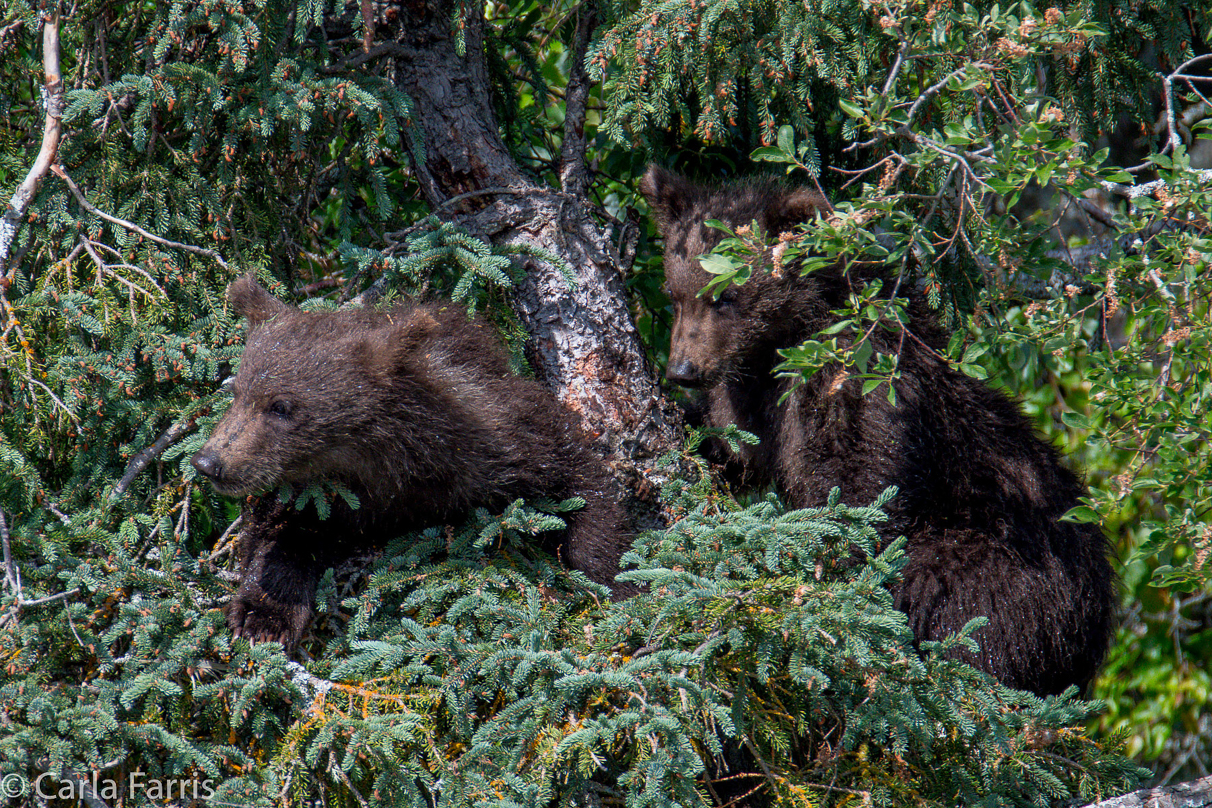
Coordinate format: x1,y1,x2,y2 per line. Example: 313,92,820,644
385,0,683,496
1077,775,1212,808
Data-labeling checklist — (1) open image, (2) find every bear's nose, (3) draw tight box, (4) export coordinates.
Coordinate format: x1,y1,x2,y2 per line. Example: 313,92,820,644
666,358,704,387
191,450,224,481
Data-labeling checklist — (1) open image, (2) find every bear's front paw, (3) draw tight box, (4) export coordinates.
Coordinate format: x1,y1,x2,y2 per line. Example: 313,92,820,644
225,593,312,648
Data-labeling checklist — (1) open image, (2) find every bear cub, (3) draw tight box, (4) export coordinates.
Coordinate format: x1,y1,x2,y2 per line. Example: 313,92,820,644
192,275,632,647
641,166,1115,695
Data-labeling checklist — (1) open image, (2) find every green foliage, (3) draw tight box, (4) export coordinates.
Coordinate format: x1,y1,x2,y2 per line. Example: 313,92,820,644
0,481,1145,806
604,0,1212,609
593,0,1176,150
592,0,868,148
341,217,572,314
595,0,1212,780
2,0,1208,799
1093,575,1211,781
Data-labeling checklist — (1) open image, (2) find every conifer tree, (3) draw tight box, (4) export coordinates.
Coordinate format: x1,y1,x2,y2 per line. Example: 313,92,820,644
0,0,1209,803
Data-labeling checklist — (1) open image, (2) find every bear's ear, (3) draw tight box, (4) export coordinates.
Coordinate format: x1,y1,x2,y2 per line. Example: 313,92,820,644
765,187,832,237
393,308,440,356
227,274,290,326
355,308,441,380
639,164,699,233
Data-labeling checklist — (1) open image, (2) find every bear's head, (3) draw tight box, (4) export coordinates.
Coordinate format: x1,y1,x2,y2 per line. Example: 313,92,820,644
639,165,830,387
191,275,435,497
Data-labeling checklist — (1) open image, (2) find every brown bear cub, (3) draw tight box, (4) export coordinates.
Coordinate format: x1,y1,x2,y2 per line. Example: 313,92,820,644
192,275,632,647
641,165,1114,695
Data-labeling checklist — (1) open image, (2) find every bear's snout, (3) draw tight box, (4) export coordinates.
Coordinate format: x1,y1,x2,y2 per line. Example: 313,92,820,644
666,358,705,387
191,449,224,482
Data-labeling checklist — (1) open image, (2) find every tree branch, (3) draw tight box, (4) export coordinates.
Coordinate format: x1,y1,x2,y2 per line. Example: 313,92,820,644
52,165,230,269
558,4,597,198
1162,54,1212,152
0,3,63,278
1098,168,1212,199
1121,54,1212,173
846,63,991,153
319,40,415,74
881,38,911,95
1,509,17,594
111,418,197,499
386,0,684,499
1038,216,1199,281
1075,774,1212,808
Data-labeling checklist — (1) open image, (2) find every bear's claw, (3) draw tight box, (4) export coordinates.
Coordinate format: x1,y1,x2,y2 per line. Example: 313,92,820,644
225,595,311,649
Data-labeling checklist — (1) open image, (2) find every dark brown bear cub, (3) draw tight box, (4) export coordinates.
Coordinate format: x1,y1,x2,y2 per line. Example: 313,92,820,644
192,275,631,646
641,166,1114,695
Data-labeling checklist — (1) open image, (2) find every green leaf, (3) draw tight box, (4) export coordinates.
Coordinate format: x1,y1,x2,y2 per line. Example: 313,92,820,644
819,319,854,335
698,253,740,275
752,146,787,162
838,98,864,118
1060,411,1089,430
962,343,988,364
1060,505,1100,523
852,338,873,373
777,124,795,156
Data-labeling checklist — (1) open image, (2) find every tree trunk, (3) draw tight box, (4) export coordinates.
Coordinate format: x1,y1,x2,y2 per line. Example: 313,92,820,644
1076,775,1212,808
388,0,683,497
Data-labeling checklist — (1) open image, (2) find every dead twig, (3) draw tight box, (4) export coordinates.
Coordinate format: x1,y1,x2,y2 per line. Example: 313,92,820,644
0,3,64,278
52,165,230,270
1,509,17,594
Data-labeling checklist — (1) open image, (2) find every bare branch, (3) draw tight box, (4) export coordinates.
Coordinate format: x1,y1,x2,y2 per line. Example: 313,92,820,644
1069,195,1117,230
319,41,415,74
0,4,63,277
1121,55,1212,173
23,373,79,423
18,589,80,608
360,0,373,53
881,38,911,95
52,165,230,269
328,749,371,808
1099,169,1212,199
0,283,81,420
111,418,197,499
1040,217,1200,281
1,509,16,594
1162,70,1182,152
558,4,597,198
203,514,243,565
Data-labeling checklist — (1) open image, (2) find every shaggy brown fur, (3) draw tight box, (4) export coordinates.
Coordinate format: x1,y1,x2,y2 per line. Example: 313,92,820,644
642,165,1115,695
192,276,632,646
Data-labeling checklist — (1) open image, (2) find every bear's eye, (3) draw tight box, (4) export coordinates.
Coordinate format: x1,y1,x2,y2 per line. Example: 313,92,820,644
267,399,294,419
712,295,737,312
